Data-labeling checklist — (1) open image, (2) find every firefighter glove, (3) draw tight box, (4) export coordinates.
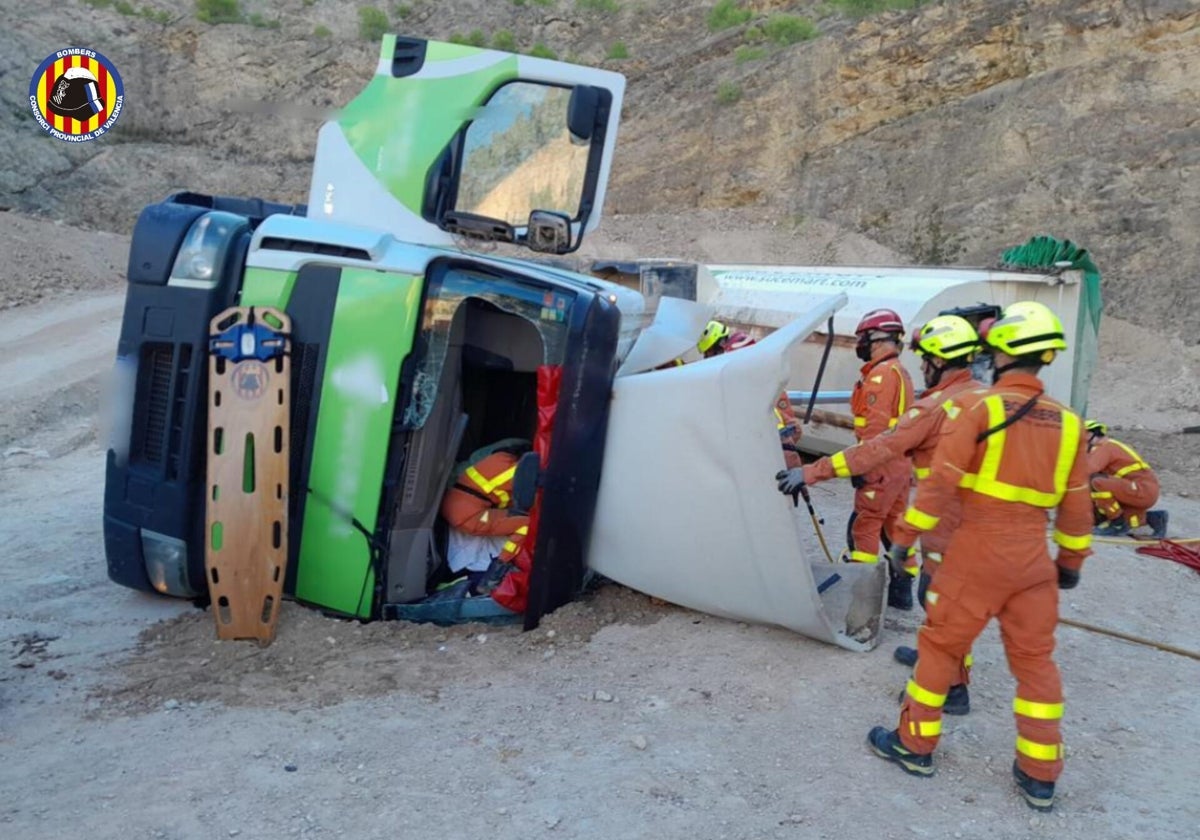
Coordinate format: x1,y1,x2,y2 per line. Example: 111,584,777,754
776,469,806,497
888,544,912,577
850,474,866,489
1057,565,1081,590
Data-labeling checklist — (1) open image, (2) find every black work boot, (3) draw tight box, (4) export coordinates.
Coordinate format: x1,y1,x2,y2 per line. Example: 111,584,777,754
943,683,970,716
1147,510,1169,539
893,646,918,667
1093,517,1129,537
867,726,933,777
1012,761,1055,812
887,569,914,611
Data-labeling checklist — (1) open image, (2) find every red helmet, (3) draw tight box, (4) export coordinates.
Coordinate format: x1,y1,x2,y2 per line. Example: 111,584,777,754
855,308,905,336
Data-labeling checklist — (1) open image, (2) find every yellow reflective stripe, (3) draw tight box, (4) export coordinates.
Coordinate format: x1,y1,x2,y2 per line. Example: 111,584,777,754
888,417,899,428
906,679,946,708
502,526,530,556
850,550,878,563
465,464,516,507
905,565,919,577
913,466,931,479
1053,529,1091,551
959,399,1080,508
1054,412,1080,498
854,416,867,427
1016,736,1062,761
774,407,786,430
894,365,908,414
1013,698,1064,720
1111,440,1150,477
903,506,940,531
831,451,851,478
963,653,973,668
1090,490,1114,499
909,719,942,738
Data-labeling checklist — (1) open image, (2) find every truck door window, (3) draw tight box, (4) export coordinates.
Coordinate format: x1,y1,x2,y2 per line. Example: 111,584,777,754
401,267,574,429
457,82,587,225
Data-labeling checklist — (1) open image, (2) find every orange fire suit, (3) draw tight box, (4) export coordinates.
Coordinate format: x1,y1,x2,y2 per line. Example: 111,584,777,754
890,371,1093,783
440,451,529,563
805,366,978,579
1087,437,1159,529
845,353,914,564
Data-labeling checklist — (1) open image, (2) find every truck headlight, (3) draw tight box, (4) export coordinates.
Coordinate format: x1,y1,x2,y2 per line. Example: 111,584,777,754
168,211,242,288
141,530,198,597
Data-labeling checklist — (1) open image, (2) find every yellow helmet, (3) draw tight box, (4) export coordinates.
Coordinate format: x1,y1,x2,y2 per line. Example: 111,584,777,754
1085,419,1107,437
698,320,731,354
911,315,980,361
982,301,1067,357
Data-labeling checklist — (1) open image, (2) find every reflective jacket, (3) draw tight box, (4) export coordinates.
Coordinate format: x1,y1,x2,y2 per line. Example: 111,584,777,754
1087,437,1154,483
892,371,1094,571
806,368,976,555
851,354,913,442
440,451,530,538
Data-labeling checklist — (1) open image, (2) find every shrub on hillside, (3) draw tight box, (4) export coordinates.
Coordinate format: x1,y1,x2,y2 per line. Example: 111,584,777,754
707,0,751,31
829,0,927,17
195,0,242,24
716,81,742,105
763,14,818,45
358,6,389,41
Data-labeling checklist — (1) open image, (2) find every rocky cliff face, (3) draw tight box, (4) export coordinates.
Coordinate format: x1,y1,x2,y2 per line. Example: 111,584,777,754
2,0,1196,341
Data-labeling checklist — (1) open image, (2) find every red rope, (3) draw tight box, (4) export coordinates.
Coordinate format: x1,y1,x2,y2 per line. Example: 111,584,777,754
1136,540,1200,574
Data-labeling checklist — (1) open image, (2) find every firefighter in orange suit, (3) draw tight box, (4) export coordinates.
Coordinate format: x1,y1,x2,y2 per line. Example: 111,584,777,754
441,441,531,575
843,308,915,606
1085,420,1167,538
866,301,1093,814
777,315,983,692
698,320,803,469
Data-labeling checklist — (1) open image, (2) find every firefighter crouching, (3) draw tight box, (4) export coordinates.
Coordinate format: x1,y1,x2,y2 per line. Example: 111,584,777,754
698,320,804,469
1085,420,1168,538
440,439,531,594
867,301,1093,814
842,308,916,608
776,314,983,707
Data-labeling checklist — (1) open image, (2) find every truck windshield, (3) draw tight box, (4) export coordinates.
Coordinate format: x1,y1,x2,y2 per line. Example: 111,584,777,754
400,265,575,429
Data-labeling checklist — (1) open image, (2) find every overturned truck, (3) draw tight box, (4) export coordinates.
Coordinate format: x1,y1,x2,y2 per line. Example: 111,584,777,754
103,36,1098,652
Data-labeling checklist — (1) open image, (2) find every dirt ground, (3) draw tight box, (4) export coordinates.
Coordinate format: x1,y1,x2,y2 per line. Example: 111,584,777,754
1,210,1199,840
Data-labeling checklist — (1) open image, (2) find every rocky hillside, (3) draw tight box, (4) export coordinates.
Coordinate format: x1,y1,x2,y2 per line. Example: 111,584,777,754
1,0,1197,340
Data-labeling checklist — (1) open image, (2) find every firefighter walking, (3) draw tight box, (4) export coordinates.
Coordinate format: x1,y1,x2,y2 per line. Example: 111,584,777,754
776,314,983,706
843,308,915,608
866,301,1094,813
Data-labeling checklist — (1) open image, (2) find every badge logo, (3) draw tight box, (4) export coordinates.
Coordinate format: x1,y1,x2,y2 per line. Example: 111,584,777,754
28,47,124,142
232,362,270,401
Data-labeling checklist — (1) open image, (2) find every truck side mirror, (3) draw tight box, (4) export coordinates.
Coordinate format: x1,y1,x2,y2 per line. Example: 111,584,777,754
512,451,541,514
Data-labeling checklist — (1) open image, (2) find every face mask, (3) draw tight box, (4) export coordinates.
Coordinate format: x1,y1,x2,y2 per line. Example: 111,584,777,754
855,335,873,362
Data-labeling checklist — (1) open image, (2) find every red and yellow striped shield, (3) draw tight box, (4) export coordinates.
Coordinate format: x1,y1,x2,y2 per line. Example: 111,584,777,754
28,47,124,142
